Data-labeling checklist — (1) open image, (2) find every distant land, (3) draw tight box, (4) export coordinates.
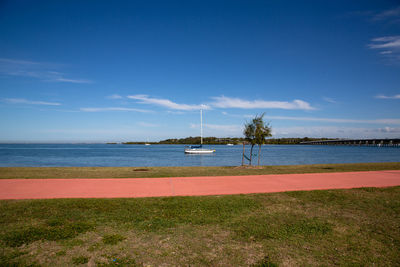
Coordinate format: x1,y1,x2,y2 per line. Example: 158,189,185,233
119,137,337,145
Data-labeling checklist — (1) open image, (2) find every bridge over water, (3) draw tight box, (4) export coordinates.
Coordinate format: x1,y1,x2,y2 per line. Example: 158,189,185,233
300,138,400,147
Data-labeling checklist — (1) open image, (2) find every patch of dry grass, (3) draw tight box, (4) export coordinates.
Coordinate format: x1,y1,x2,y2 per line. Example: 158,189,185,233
0,162,399,179
1,187,400,266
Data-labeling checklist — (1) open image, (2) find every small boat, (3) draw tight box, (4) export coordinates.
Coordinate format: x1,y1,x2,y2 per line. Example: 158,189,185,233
145,139,150,146
184,145,215,154
185,110,215,154
226,143,234,146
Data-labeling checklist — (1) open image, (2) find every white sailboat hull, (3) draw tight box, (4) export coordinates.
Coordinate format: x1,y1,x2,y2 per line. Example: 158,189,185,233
184,148,215,154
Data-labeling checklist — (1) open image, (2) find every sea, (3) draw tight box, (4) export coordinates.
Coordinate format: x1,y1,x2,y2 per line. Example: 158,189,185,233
0,144,399,167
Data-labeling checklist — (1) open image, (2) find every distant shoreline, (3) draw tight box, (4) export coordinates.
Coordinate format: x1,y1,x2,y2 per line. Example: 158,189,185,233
122,137,336,145
0,137,337,145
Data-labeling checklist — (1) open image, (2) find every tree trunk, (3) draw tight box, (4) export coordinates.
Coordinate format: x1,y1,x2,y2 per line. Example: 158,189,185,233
242,143,245,166
249,144,254,166
258,144,261,166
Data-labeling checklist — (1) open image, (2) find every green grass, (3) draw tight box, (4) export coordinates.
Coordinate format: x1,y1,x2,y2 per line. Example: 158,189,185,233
2,221,94,247
1,187,400,266
71,256,89,265
102,234,125,245
0,162,399,179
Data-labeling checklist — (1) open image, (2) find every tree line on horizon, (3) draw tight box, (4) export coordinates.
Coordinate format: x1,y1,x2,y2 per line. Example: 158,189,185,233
121,136,336,145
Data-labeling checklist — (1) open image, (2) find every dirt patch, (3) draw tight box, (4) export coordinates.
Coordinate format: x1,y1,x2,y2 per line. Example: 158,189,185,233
133,168,149,172
22,225,264,266
121,225,265,266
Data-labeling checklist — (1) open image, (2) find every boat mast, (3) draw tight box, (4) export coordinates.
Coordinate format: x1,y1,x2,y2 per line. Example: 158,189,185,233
200,109,203,145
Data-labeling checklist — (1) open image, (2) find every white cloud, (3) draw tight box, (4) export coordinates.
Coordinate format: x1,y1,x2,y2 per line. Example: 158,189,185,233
0,58,40,65
53,77,92,84
3,98,61,106
210,96,315,110
375,127,400,133
0,58,92,83
375,94,400,99
220,112,400,125
368,36,400,62
107,94,123,99
128,95,210,110
273,126,400,139
80,107,151,112
323,97,337,103
267,115,400,125
368,36,400,49
372,6,400,21
373,119,400,124
126,95,315,111
166,111,185,115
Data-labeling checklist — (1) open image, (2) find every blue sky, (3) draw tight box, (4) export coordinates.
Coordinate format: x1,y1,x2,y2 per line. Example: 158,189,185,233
1,0,400,142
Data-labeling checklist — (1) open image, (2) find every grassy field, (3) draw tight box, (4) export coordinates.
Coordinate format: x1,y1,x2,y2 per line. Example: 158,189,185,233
1,162,400,179
0,187,399,266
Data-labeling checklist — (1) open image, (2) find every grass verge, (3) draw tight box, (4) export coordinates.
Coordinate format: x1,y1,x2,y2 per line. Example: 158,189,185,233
1,186,399,266
0,162,399,179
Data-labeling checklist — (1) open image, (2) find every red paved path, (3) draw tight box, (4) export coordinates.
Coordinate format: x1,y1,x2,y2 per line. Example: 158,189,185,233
1,170,400,200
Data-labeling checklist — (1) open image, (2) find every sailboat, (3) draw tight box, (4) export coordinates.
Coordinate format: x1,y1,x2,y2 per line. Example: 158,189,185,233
184,110,215,154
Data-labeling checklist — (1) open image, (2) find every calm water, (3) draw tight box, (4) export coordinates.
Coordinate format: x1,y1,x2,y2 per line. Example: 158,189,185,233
0,144,399,167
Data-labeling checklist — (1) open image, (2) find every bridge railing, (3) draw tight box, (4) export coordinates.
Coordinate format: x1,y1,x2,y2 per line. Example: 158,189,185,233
300,139,400,147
